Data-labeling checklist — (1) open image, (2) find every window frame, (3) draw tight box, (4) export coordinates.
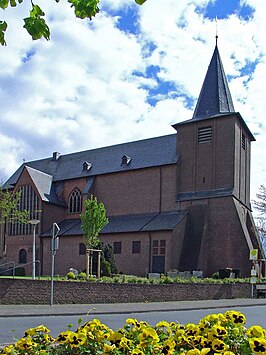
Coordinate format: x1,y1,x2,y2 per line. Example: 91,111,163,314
18,248,27,264
68,187,82,214
113,241,122,254
132,240,141,254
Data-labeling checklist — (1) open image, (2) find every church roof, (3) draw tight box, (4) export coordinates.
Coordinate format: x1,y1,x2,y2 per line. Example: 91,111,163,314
5,134,178,187
41,211,188,237
192,43,235,119
25,166,67,206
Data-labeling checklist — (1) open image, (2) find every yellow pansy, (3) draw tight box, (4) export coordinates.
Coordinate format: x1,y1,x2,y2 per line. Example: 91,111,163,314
185,323,200,336
211,338,228,352
209,325,227,339
126,318,138,325
0,345,15,354
224,310,246,325
249,337,266,354
34,325,50,333
55,330,71,343
131,349,145,355
156,320,170,328
103,342,116,354
68,331,87,348
247,325,265,338
24,327,37,336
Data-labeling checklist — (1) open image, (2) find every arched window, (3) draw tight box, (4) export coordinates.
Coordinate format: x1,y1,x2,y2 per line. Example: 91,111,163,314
9,185,40,235
69,188,82,213
18,249,27,264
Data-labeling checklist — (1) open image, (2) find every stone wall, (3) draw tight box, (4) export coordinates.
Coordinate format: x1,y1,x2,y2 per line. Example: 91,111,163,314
0,279,251,305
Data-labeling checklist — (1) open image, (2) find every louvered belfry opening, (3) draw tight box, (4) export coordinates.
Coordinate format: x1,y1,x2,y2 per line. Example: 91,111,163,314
198,126,212,144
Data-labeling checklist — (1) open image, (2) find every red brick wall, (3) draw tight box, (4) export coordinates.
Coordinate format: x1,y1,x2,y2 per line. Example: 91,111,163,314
42,230,175,277
94,166,176,216
0,279,252,305
197,197,252,277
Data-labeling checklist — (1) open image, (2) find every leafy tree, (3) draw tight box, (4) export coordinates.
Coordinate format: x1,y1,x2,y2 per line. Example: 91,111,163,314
80,195,108,278
252,184,266,251
0,185,30,255
0,0,147,46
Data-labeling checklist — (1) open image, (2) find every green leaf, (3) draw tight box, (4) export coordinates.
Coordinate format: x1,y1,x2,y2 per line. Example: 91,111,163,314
30,4,45,17
23,17,50,40
0,20,7,46
10,0,16,7
23,4,50,41
0,0,9,10
68,0,100,20
0,20,7,31
135,0,147,4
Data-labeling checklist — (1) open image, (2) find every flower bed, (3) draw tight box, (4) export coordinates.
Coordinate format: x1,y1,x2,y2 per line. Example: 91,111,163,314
1,311,266,354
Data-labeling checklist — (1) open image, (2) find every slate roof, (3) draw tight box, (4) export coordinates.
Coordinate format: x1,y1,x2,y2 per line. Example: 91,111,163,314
25,166,67,206
5,134,178,187
41,211,187,237
176,187,234,202
192,44,235,119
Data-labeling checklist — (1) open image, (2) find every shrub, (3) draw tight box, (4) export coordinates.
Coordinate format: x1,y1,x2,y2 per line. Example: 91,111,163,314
77,272,87,280
66,271,76,280
101,260,111,277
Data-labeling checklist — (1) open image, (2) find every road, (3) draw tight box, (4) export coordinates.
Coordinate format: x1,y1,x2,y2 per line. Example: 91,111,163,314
1,305,266,345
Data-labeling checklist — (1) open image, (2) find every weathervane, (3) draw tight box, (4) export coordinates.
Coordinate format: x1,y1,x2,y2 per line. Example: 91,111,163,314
215,16,218,45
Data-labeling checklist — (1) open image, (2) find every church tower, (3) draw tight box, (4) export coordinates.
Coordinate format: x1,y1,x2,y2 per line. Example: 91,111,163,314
173,40,263,277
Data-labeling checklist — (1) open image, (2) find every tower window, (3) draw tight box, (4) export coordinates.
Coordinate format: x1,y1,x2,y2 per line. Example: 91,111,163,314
69,188,82,213
242,133,246,150
198,126,212,144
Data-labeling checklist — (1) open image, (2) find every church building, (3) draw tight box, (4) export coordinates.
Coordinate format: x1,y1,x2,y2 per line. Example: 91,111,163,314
1,41,264,277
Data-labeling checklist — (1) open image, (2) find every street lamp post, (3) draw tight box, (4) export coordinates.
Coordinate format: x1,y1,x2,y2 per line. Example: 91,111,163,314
29,219,40,280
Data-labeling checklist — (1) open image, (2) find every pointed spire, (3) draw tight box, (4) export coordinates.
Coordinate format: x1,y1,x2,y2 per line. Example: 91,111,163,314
192,42,235,120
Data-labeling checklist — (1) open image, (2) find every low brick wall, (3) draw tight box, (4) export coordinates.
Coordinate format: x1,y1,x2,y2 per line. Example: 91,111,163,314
0,279,252,305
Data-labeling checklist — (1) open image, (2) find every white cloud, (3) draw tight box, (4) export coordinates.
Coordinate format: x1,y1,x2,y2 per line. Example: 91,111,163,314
0,0,265,206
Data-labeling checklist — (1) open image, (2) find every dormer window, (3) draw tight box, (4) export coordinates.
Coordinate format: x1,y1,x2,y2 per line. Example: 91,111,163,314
52,152,60,161
83,161,92,171
121,155,131,165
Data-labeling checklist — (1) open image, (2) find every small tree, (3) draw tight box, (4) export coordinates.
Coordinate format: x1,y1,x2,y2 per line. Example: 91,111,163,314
80,195,108,278
0,185,30,255
253,185,266,251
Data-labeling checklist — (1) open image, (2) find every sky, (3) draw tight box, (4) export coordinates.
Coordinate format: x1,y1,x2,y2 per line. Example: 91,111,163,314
0,0,265,207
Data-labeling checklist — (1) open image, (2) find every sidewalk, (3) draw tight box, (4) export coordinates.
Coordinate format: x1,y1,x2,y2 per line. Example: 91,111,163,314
1,298,266,318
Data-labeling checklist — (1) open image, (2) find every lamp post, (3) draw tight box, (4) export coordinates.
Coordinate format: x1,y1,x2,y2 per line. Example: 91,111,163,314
29,219,40,280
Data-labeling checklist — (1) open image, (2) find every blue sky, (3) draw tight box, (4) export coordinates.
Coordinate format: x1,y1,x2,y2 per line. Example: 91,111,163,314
0,0,265,205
